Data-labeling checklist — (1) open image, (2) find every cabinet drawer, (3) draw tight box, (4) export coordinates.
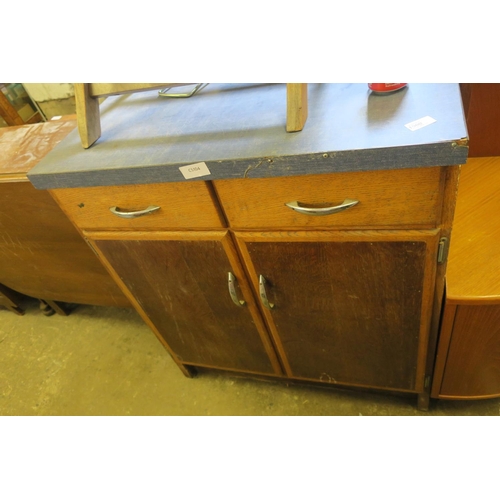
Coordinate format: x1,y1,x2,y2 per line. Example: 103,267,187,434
51,181,224,230
214,167,444,229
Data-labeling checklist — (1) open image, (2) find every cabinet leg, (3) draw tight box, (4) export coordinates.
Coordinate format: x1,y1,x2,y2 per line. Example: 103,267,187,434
417,391,430,411
0,283,26,315
39,299,76,316
179,364,198,378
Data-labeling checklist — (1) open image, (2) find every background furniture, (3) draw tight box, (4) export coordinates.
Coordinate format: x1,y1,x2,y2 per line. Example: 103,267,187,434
0,118,130,313
430,85,500,399
459,83,500,157
432,157,500,399
29,83,468,408
0,83,44,127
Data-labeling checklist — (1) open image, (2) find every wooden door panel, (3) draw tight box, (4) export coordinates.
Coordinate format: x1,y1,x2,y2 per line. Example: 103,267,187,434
93,236,277,374
440,305,500,397
239,233,436,390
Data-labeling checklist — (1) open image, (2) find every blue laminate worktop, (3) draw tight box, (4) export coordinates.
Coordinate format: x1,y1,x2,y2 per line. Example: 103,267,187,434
28,83,468,189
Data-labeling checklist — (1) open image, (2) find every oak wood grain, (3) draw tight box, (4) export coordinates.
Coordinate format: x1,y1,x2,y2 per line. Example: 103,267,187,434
214,167,444,230
51,181,225,231
446,157,500,303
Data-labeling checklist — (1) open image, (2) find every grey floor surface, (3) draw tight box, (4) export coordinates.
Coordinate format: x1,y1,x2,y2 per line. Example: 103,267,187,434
1,299,499,416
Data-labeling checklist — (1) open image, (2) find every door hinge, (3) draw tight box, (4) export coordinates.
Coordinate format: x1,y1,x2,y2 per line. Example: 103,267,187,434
424,375,431,389
437,237,449,264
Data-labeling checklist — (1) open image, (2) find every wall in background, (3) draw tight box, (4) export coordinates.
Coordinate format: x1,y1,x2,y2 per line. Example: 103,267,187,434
22,84,74,102
21,83,76,120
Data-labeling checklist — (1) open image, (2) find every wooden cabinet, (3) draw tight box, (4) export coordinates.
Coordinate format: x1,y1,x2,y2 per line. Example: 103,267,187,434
31,83,468,408
432,157,500,399
50,164,458,408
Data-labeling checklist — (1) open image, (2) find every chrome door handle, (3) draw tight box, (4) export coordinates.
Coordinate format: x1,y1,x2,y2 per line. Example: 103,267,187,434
228,272,245,306
109,205,160,219
259,275,274,309
285,199,358,216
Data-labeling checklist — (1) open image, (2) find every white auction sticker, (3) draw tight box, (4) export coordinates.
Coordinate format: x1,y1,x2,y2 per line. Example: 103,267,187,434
405,116,437,131
179,162,211,179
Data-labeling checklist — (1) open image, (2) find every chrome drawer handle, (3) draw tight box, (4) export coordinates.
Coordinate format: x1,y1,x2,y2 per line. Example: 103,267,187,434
228,272,245,306
109,205,160,219
259,275,274,310
285,199,358,216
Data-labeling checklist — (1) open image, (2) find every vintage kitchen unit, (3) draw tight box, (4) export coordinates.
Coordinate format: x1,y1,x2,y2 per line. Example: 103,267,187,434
28,83,469,409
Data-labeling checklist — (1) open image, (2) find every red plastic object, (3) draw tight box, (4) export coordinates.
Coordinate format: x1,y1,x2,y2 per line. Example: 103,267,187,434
368,83,408,93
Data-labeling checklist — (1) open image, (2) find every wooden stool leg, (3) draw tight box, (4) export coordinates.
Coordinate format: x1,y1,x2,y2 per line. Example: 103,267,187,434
286,83,308,132
75,83,101,148
39,299,75,316
0,283,26,315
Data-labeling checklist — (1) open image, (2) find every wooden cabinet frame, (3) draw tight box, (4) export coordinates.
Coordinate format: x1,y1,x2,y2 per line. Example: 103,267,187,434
47,163,460,410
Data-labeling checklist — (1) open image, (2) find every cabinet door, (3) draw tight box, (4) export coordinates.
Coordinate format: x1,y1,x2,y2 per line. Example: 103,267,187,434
236,231,440,391
91,231,281,375
438,304,500,398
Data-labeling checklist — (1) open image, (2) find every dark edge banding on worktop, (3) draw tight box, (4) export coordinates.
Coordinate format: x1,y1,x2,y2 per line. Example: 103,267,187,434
28,141,468,190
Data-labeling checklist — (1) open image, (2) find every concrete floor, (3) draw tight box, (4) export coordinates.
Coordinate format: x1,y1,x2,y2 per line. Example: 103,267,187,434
1,298,499,416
